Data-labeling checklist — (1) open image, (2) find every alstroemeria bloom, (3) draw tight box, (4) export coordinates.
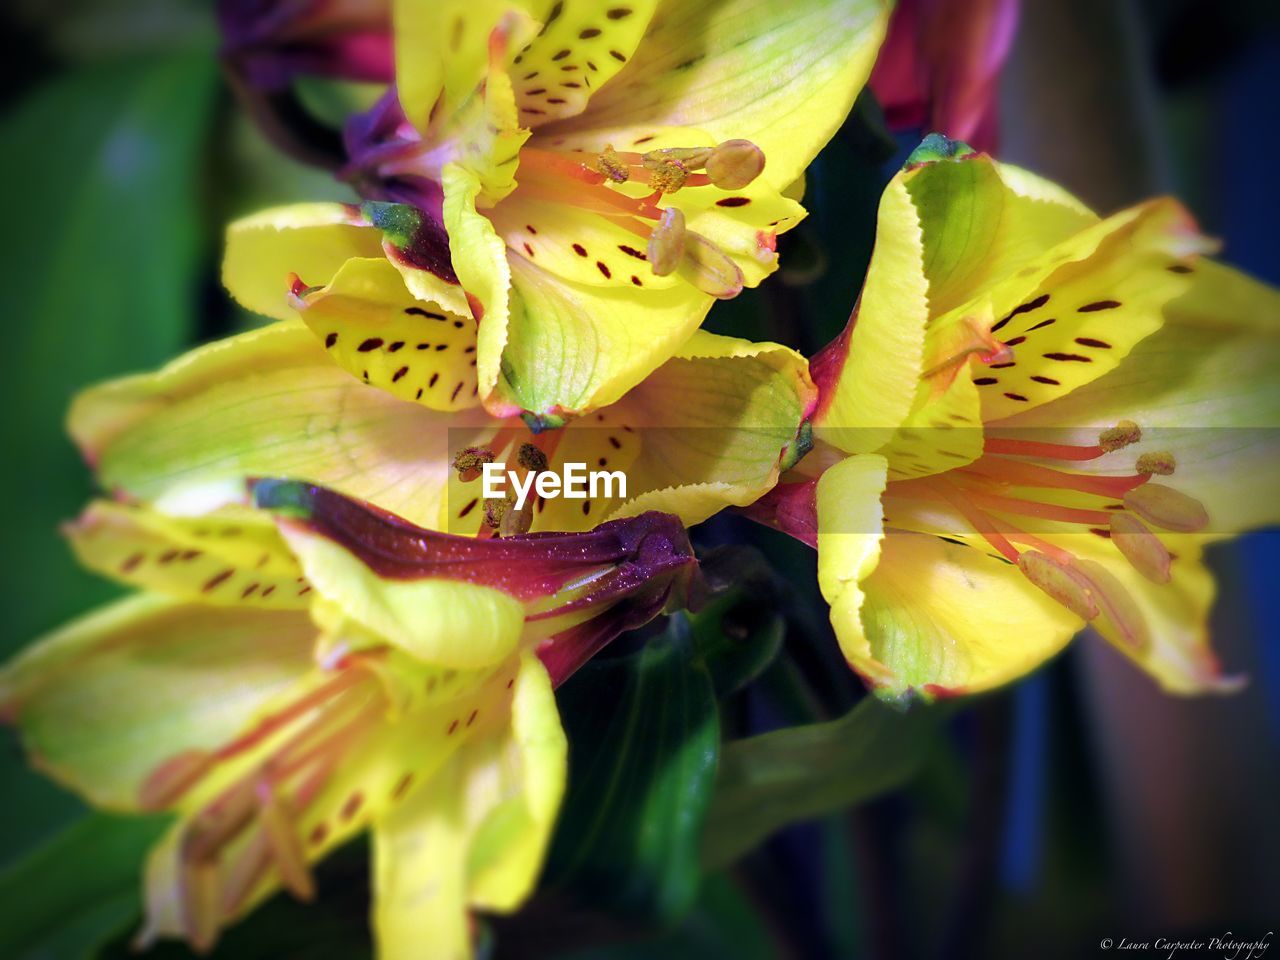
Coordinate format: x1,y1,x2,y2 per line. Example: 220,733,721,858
753,137,1280,698
1,485,697,957
71,316,814,536
869,0,1017,151
224,0,891,420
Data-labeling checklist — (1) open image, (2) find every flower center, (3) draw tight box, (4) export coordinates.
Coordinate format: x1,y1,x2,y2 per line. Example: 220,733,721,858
883,421,1209,645
453,425,564,536
511,139,767,296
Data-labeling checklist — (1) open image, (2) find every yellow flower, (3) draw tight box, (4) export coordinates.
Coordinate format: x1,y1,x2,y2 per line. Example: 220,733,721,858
225,0,892,420
1,485,698,958
71,316,814,536
754,136,1280,698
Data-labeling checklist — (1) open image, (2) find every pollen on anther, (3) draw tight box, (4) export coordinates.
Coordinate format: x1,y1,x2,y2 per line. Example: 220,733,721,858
1136,451,1176,475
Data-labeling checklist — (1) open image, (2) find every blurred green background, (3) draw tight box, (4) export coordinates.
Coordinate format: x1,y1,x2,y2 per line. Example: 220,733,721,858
1,1,1276,958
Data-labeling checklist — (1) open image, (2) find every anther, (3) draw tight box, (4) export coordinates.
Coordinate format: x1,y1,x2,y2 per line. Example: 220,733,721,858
256,781,315,901
1135,451,1176,475
1123,483,1209,532
500,501,535,537
706,139,765,189
647,206,686,276
139,750,213,810
1098,420,1142,452
179,859,223,953
483,493,514,530
646,158,690,194
642,146,713,169
592,145,630,183
1017,550,1100,621
452,446,494,482
1110,513,1172,583
517,442,548,472
681,230,746,299
1073,559,1150,650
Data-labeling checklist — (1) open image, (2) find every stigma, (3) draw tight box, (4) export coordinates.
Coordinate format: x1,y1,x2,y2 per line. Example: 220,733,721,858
885,421,1210,641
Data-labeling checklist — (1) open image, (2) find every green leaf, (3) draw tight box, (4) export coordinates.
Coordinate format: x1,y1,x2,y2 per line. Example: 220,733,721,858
0,813,165,959
0,53,217,862
542,620,720,924
702,698,948,869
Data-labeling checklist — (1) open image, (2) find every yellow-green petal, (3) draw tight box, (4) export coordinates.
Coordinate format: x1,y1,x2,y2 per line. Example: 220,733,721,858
371,651,566,960
465,651,566,908
992,258,1280,535
70,321,479,530
291,257,482,411
814,454,893,685
590,330,815,527
0,595,314,811
443,162,514,409
66,501,310,609
812,177,929,452
223,204,381,321
552,0,891,190
498,249,711,417
855,532,1081,697
279,521,526,668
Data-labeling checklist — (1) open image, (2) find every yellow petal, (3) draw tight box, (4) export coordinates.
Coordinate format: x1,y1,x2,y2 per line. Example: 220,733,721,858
66,501,310,609
497,250,711,416
70,321,478,531
814,454,893,685
223,204,381,321
394,0,543,129
292,257,483,411
443,162,513,408
965,197,1200,422
511,0,658,125
278,522,526,668
1047,534,1239,694
371,651,566,960
589,331,814,527
812,177,929,451
465,652,566,908
0,595,314,811
991,258,1280,535
556,0,891,190
855,532,1081,697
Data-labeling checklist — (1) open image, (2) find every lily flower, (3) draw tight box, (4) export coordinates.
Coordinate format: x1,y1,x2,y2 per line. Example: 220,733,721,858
869,0,1018,152
1,484,697,957
70,316,814,536
224,0,892,420
751,136,1280,698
